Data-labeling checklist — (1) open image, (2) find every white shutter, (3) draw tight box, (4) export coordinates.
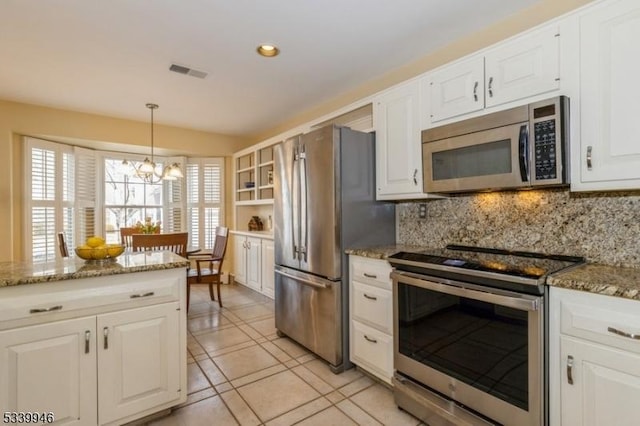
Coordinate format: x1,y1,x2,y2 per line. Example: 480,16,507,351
24,137,75,261
74,147,96,246
163,156,186,234
186,158,224,250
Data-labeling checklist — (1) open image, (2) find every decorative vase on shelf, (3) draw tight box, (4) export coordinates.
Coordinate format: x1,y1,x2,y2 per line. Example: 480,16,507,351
248,216,264,231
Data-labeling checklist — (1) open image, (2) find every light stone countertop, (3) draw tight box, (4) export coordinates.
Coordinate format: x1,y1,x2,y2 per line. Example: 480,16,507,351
0,251,189,288
346,246,640,302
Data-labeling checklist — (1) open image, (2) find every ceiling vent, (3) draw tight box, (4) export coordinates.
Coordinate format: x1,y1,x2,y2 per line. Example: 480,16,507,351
169,63,208,79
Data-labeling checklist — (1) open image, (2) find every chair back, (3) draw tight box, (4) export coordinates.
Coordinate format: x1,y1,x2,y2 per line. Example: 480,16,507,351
212,226,229,260
120,227,137,247
57,232,69,258
131,232,188,257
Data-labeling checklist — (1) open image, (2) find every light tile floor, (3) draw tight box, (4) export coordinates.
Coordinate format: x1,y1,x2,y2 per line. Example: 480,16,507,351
147,283,423,426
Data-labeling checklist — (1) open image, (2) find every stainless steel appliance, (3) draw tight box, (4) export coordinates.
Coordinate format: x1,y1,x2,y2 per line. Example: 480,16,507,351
388,245,584,426
274,125,395,373
422,96,569,193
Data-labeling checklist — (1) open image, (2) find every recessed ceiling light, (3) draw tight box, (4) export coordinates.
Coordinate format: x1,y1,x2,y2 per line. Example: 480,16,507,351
257,44,280,57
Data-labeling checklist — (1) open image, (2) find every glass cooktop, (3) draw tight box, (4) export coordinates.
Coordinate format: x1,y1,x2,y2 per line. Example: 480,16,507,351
388,244,585,280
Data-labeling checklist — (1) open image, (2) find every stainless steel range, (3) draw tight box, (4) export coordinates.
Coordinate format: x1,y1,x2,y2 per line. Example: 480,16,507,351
388,245,584,426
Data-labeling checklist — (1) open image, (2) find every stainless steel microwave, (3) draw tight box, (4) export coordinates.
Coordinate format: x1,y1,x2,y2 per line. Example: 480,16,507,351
422,96,569,193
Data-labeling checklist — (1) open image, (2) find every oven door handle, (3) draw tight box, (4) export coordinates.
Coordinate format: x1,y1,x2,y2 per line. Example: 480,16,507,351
393,272,539,311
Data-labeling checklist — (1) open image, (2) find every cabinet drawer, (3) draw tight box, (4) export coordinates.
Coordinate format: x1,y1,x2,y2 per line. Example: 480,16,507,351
350,256,392,290
0,269,183,325
352,281,392,334
351,321,393,382
557,288,640,355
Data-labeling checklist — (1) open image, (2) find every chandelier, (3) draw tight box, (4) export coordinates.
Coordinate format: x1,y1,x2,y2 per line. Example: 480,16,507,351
122,103,183,183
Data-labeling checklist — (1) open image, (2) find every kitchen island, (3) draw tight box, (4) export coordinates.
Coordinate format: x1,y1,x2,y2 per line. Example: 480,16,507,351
0,251,189,426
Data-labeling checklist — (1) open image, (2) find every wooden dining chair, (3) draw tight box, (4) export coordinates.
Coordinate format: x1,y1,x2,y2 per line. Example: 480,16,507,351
186,226,229,310
120,227,137,248
57,232,69,258
131,232,188,257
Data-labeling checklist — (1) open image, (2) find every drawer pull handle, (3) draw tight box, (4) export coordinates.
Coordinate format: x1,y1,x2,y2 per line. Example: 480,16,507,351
29,305,63,314
103,327,109,350
363,293,378,301
607,326,640,340
567,355,574,385
586,146,593,170
364,335,377,344
85,330,91,354
363,273,377,279
130,291,155,299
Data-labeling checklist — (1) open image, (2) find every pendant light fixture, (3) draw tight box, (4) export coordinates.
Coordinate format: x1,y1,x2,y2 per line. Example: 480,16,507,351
122,103,183,183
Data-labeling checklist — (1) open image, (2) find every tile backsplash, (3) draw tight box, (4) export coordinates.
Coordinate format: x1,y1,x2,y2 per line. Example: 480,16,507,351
397,189,640,268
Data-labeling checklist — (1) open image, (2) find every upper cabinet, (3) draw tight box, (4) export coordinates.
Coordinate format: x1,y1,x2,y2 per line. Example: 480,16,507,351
422,24,560,127
374,80,430,200
572,0,640,191
235,143,279,204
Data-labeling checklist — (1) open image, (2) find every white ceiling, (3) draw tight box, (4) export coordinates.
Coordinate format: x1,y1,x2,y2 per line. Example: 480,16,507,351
0,0,540,137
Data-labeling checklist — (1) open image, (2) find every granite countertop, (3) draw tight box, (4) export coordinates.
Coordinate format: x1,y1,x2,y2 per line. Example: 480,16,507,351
346,244,433,260
547,263,640,301
347,245,640,302
0,251,190,288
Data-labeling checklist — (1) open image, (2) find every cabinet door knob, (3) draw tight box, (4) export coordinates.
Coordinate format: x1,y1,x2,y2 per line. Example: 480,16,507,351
364,335,378,344
85,330,91,354
586,146,593,170
103,327,109,350
567,355,574,385
607,326,640,340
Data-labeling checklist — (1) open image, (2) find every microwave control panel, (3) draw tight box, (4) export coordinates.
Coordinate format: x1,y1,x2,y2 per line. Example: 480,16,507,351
533,119,557,180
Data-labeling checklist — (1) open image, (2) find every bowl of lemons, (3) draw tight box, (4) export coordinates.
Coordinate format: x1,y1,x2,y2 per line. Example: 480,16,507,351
75,236,125,262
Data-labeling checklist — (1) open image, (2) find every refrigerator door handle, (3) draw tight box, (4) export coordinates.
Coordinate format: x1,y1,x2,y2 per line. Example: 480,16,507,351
299,145,308,262
292,145,300,260
275,268,329,289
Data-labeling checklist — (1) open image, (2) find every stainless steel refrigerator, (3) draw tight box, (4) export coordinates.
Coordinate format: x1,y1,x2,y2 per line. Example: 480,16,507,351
273,125,395,373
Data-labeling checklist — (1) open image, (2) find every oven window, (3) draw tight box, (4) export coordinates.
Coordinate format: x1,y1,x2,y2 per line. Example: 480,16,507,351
398,282,529,410
432,139,511,180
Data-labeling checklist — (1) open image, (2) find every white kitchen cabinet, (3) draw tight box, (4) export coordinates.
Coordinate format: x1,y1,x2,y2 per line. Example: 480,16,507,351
549,286,640,426
261,239,275,298
373,80,429,200
423,23,560,126
427,56,485,123
232,232,274,298
0,268,187,426
349,255,394,384
572,0,640,191
98,303,180,425
0,317,97,425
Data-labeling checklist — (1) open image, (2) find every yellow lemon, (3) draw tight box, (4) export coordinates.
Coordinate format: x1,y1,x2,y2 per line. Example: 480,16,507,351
92,246,108,259
106,245,124,257
75,247,93,260
86,236,105,248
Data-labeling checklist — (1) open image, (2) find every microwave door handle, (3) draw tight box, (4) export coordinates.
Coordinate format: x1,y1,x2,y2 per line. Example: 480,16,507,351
518,124,530,183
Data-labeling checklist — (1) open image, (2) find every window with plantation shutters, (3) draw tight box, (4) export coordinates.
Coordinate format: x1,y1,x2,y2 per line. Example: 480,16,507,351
163,156,187,233
186,158,224,250
74,146,96,248
24,137,79,261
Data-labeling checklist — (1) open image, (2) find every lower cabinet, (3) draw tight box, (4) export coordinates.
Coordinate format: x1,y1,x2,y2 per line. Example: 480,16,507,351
0,269,186,426
348,255,394,384
550,287,640,426
0,317,97,425
232,232,275,299
261,240,275,298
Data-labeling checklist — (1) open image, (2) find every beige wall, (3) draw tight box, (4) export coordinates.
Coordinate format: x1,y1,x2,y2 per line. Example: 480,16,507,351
0,99,247,261
248,0,596,145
